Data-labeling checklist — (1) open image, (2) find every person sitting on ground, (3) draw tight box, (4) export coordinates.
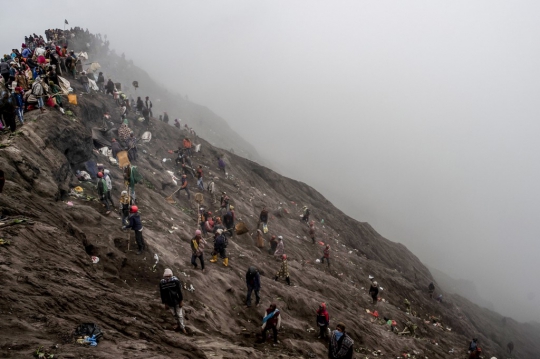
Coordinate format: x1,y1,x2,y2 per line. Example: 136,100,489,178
159,268,187,334
97,172,111,214
245,266,261,308
274,236,284,260
320,245,330,267
435,294,443,303
258,303,281,345
316,303,330,339
328,323,354,359
268,235,278,255
123,205,146,255
369,281,379,304
274,254,290,286
190,229,207,272
428,282,435,298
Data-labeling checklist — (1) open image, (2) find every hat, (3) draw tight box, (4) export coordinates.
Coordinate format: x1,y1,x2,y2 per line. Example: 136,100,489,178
104,169,109,175
278,236,283,240
121,190,127,195
195,229,201,235
373,281,378,286
217,229,224,234
163,268,173,277
229,205,234,210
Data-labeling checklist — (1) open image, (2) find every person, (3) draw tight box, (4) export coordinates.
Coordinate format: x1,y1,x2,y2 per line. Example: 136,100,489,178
245,266,261,308
213,217,225,234
274,254,290,286
468,348,482,359
174,119,180,128
469,338,478,352
0,61,10,83
320,245,330,267
142,106,150,126
127,133,138,162
0,78,16,132
207,177,216,204
218,157,226,173
258,207,268,230
80,71,90,93
369,281,379,304
123,205,146,255
328,323,354,359
274,236,284,260
268,235,278,255
204,212,215,234
196,165,204,191
119,190,130,225
136,96,144,113
223,209,235,237
12,87,24,125
316,303,330,339
31,76,46,113
507,341,514,354
210,229,228,266
96,71,104,92
220,192,230,212
163,112,169,123
435,294,443,303
178,174,190,201
259,303,281,345
183,138,192,156
103,169,115,206
255,229,265,248
309,221,316,244
105,78,115,95
403,298,411,313
191,229,207,271
159,268,187,334
111,138,122,161
428,282,435,298
302,206,310,223
145,96,153,117
97,172,111,214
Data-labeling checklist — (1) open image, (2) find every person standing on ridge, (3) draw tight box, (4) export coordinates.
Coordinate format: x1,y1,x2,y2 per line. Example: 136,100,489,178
163,112,169,123
369,281,379,304
274,236,284,260
97,172,111,214
274,254,290,286
245,266,261,308
316,303,330,339
328,323,354,359
159,268,187,334
258,303,281,345
145,96,153,117
123,205,146,255
320,245,330,267
190,229,206,271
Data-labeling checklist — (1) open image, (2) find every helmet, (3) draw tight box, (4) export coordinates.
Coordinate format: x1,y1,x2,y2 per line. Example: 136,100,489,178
130,205,138,213
97,172,103,178
282,254,287,260
195,229,201,235
278,235,283,240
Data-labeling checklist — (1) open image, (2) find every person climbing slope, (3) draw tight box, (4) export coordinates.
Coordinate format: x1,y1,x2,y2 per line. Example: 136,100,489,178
191,229,207,272
96,172,111,214
469,338,478,352
328,323,354,359
428,282,435,298
223,209,235,237
309,221,316,244
302,206,310,223
268,235,278,255
468,347,482,359
207,177,216,204
119,190,130,225
320,245,330,267
103,169,115,208
316,303,330,339
196,165,204,191
258,303,281,345
210,229,228,267
274,254,290,286
218,156,226,173
177,174,190,201
258,207,269,230
245,266,261,308
274,236,284,260
123,205,146,255
369,281,379,304
159,268,187,334
255,229,265,248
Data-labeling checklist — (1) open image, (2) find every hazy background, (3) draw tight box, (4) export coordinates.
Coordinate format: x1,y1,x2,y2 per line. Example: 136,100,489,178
3,0,539,322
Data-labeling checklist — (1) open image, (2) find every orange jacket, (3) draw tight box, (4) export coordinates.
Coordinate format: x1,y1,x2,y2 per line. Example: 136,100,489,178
183,139,192,149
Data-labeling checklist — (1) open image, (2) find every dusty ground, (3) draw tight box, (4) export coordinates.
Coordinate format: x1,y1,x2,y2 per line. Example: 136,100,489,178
0,79,538,359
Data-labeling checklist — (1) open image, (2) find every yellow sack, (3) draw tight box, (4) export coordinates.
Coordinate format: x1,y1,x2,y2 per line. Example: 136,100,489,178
68,94,78,105
117,151,130,168
74,186,84,193
235,222,249,235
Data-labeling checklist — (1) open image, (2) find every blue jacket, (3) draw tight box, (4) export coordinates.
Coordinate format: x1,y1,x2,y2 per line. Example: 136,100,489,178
214,235,226,251
22,48,32,58
126,213,143,231
13,93,23,108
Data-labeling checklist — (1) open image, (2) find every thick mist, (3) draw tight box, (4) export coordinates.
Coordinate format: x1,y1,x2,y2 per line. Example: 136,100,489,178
3,0,539,322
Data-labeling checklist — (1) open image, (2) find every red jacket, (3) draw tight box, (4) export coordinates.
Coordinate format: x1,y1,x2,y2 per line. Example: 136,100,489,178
316,303,329,326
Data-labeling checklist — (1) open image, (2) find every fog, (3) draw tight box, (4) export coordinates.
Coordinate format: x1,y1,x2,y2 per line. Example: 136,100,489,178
4,0,539,322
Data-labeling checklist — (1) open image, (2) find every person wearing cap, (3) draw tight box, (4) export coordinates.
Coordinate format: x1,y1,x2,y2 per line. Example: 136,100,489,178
96,171,111,214
245,266,261,307
274,254,290,286
159,268,187,334
178,174,191,201
320,245,330,267
369,281,379,305
123,205,145,254
119,190,130,225
268,235,278,255
210,228,229,266
316,303,330,339
191,229,207,271
274,236,285,260
328,323,354,359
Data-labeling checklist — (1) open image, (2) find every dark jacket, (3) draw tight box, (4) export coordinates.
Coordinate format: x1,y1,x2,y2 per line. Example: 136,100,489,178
223,211,234,227
97,178,107,197
125,213,143,231
214,234,226,251
259,210,268,222
111,141,122,157
105,79,115,91
0,62,10,75
97,73,105,84
246,267,261,290
369,284,379,297
328,330,354,359
159,276,183,306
